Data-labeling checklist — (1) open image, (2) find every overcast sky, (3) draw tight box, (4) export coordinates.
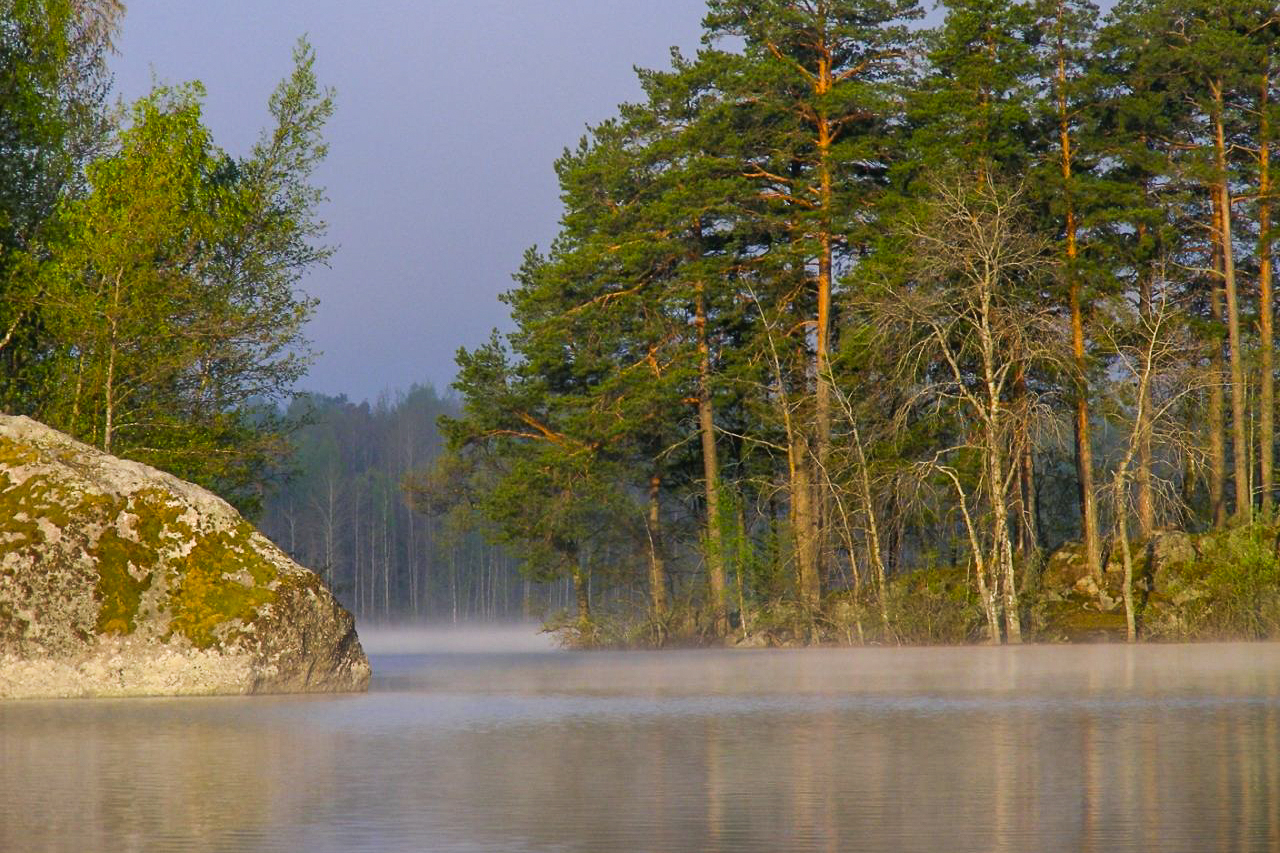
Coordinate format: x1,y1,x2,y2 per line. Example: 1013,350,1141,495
111,1,709,403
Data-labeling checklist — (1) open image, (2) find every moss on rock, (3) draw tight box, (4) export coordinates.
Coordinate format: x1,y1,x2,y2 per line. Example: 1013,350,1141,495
166,524,279,649
90,524,155,636
0,415,369,698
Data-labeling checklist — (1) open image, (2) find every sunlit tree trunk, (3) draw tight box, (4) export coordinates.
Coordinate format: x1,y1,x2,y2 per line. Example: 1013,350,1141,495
1259,72,1275,521
790,433,821,612
695,277,728,636
1055,22,1104,594
573,561,591,635
1209,196,1229,529
1213,80,1250,521
646,474,667,624
814,57,835,592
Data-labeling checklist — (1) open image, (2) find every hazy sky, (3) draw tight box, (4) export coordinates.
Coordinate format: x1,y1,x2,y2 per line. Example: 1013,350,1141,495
111,1,709,402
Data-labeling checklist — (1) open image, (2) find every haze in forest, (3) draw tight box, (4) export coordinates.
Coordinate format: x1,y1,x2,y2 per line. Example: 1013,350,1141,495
110,0,709,403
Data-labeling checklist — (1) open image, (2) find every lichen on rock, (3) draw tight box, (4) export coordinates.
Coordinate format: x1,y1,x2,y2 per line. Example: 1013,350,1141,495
0,415,370,699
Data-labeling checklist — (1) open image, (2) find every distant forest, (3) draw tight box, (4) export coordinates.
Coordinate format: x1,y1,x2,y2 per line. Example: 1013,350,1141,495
255,388,553,623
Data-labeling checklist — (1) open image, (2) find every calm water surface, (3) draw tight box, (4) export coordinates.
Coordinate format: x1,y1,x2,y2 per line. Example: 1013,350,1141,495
3,629,1280,852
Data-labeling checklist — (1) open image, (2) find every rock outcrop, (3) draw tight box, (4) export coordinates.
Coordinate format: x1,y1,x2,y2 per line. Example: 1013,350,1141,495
0,415,371,699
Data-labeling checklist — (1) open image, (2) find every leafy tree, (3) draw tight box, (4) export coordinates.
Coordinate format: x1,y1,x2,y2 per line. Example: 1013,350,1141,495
28,40,331,509
0,0,121,403
41,83,220,456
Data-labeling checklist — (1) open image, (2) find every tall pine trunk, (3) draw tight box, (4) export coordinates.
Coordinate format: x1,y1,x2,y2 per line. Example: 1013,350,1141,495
646,474,667,626
813,54,836,596
1259,72,1275,521
573,562,591,637
1209,193,1229,529
790,432,821,611
695,278,728,636
1056,40,1103,587
1213,82,1250,521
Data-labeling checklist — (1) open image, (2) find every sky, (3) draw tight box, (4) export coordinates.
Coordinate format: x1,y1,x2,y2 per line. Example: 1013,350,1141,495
111,1,710,403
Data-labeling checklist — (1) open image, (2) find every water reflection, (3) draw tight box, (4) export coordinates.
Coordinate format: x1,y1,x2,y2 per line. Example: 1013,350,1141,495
2,637,1279,852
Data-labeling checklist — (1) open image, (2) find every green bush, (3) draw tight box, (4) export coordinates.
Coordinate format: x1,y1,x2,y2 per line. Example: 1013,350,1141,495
885,568,984,644
1188,527,1280,639
1137,524,1280,640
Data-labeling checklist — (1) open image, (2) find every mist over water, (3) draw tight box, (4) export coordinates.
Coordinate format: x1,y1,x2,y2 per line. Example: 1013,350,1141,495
3,635,1279,852
356,623,559,656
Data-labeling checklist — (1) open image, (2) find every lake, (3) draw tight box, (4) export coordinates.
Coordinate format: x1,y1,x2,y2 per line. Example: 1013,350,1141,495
2,629,1278,852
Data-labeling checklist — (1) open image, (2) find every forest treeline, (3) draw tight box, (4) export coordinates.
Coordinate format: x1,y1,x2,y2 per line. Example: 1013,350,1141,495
439,0,1280,646
0,1,328,509
256,388,547,623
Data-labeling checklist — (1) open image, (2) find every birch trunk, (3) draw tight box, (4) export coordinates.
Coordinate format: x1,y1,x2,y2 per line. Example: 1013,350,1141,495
1136,253,1156,538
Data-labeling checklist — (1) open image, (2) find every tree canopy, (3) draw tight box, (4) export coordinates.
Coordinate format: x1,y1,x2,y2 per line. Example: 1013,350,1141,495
0,16,332,511
443,0,1280,646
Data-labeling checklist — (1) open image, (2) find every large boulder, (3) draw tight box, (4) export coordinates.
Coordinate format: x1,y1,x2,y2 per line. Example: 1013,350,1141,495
0,416,370,699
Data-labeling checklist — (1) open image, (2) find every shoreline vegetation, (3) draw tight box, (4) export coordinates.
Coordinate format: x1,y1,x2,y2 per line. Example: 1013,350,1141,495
429,0,1280,649
544,522,1280,649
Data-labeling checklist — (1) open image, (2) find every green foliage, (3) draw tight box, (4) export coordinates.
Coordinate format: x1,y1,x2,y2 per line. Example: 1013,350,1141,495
906,0,1040,181
0,0,120,405
885,568,986,644
1158,526,1280,640
440,2,1280,646
3,37,332,511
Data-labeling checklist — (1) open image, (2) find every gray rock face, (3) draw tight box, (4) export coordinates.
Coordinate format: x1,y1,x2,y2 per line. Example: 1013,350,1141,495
0,415,371,699
1146,530,1198,598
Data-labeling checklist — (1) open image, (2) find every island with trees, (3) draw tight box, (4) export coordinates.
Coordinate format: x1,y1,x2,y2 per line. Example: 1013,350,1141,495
7,0,1280,650
433,0,1280,647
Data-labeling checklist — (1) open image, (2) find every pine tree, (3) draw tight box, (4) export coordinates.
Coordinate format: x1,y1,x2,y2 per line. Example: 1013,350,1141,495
705,0,920,609
1031,0,1103,577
